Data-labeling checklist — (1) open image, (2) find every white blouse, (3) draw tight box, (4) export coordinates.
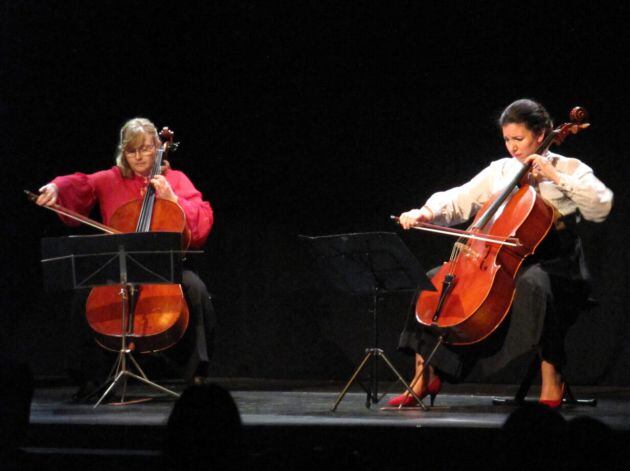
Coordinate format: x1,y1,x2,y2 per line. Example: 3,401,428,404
423,152,613,227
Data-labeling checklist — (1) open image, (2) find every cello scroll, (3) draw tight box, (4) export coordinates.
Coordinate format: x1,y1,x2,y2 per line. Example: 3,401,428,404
552,107,590,146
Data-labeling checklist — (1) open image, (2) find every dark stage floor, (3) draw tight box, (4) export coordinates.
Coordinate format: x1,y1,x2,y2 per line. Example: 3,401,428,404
22,379,630,470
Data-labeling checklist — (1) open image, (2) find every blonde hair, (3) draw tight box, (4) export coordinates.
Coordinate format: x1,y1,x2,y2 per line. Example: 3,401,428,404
115,118,161,178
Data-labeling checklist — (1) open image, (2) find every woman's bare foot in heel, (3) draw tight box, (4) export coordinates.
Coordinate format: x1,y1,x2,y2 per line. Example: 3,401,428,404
388,355,441,407
539,360,564,409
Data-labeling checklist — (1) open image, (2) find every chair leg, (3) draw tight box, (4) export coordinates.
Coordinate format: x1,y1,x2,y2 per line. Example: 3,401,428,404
492,352,539,405
564,383,597,406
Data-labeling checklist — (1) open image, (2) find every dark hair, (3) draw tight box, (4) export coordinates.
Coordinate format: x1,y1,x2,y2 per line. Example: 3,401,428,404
164,383,244,470
493,403,567,470
499,99,553,136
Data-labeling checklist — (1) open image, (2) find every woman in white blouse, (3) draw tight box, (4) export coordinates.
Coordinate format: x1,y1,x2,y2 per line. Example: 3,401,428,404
391,99,613,408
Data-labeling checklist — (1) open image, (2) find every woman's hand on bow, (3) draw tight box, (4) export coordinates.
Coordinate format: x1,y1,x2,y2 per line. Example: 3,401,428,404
36,183,59,207
398,207,433,229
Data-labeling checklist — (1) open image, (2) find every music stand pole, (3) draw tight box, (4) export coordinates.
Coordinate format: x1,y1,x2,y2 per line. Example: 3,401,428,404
371,291,378,402
93,244,180,408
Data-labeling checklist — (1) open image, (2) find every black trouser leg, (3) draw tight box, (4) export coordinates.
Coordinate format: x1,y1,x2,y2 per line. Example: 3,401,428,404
167,270,216,380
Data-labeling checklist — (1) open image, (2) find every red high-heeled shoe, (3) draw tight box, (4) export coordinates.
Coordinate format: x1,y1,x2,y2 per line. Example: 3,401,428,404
387,376,442,407
539,384,565,409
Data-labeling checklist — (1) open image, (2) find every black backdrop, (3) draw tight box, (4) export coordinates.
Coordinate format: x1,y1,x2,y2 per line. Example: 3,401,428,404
3,1,629,385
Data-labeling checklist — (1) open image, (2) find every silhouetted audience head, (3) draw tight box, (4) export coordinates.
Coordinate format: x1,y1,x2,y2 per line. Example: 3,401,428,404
493,403,567,470
164,383,243,470
565,416,617,470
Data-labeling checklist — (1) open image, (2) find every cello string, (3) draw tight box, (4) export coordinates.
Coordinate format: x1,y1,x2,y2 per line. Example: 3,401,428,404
137,148,163,232
142,150,161,231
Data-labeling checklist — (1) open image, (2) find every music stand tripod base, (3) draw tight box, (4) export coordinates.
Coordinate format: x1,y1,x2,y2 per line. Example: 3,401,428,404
331,348,427,411
94,344,180,408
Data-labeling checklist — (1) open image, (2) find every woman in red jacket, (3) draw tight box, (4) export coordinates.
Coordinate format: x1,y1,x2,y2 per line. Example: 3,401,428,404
37,118,216,397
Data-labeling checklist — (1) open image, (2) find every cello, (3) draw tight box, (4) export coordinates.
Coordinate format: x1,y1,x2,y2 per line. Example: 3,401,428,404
28,127,190,353
413,107,590,345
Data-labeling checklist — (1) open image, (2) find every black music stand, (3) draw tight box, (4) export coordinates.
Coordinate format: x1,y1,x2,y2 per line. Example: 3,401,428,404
41,232,186,407
301,232,435,411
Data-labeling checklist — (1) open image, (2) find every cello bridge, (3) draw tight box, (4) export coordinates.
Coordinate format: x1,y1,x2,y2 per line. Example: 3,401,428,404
454,242,480,260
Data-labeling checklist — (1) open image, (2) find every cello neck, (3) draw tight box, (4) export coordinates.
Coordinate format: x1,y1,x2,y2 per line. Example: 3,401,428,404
135,147,165,233
135,126,175,233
